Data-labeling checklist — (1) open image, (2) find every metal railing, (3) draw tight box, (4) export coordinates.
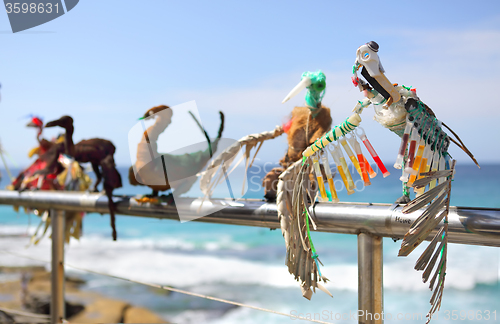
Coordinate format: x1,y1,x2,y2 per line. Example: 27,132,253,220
0,190,499,324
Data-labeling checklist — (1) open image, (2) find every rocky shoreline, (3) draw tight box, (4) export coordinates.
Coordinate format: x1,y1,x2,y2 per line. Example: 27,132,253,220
0,266,169,323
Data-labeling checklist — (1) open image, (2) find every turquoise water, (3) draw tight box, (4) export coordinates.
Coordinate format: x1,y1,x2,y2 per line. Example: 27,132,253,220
0,164,498,323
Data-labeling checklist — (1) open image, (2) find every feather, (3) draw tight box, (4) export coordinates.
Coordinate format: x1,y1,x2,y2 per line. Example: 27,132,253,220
199,126,284,197
442,122,480,168
299,248,306,283
316,283,333,298
399,195,448,256
297,212,308,252
408,195,448,236
277,154,334,300
422,239,445,283
408,192,447,231
294,247,303,281
412,171,451,188
289,234,298,272
402,181,449,214
301,283,313,300
417,169,452,181
400,159,456,323
414,226,445,271
430,284,444,309
291,163,304,221
430,277,445,314
428,252,446,289
295,164,311,251
313,262,318,293
400,209,447,257
287,247,295,275
282,220,290,248
301,182,312,222
305,252,312,289
428,287,444,323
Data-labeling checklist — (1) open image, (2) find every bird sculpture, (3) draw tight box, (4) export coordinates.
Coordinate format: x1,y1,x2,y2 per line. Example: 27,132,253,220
277,41,479,322
26,116,55,158
129,105,225,202
9,116,64,191
263,71,332,201
9,115,91,244
199,71,333,205
41,115,122,241
198,71,336,298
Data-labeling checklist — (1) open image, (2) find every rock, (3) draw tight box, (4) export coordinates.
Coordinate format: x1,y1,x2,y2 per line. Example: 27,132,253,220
0,266,46,274
0,310,15,324
0,266,170,323
123,306,169,323
24,293,84,318
68,298,128,324
24,293,50,315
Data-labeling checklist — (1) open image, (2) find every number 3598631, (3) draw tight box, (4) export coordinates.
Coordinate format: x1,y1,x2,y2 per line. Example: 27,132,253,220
442,310,497,321
5,2,59,14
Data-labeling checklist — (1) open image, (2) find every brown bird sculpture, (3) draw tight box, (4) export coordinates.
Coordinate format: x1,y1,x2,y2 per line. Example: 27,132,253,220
42,115,122,240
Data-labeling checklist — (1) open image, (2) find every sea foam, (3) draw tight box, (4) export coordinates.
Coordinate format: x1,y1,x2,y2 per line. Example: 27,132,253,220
1,225,498,292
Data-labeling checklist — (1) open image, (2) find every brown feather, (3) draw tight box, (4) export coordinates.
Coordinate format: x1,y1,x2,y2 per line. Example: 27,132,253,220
442,122,480,168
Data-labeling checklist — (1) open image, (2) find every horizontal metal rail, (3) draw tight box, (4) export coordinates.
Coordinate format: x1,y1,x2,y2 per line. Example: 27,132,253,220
1,189,499,324
0,190,499,247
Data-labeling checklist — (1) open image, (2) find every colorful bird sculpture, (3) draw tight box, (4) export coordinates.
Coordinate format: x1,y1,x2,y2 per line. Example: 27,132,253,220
279,41,479,322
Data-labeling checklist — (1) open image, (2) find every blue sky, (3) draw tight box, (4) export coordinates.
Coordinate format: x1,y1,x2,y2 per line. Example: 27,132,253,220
1,0,500,168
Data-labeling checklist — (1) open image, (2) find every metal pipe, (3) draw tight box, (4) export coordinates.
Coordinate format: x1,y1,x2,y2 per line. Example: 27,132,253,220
50,209,65,324
372,235,383,324
358,233,373,324
358,233,383,324
0,190,499,246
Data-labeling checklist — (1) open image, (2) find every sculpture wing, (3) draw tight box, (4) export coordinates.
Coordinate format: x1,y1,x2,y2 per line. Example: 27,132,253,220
399,161,456,323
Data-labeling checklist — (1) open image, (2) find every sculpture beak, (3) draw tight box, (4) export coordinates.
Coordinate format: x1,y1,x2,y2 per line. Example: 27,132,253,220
366,68,401,107
45,121,58,128
356,44,401,106
282,77,312,104
45,118,62,128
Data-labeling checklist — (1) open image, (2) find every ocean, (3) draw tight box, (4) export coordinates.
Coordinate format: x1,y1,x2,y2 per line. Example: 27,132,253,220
0,163,499,323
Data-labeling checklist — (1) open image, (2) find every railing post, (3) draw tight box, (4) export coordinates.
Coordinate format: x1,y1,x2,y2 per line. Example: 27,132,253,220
358,232,384,324
51,209,65,324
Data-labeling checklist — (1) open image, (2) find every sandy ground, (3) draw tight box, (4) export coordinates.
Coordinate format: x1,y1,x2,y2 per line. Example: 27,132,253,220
0,266,169,323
